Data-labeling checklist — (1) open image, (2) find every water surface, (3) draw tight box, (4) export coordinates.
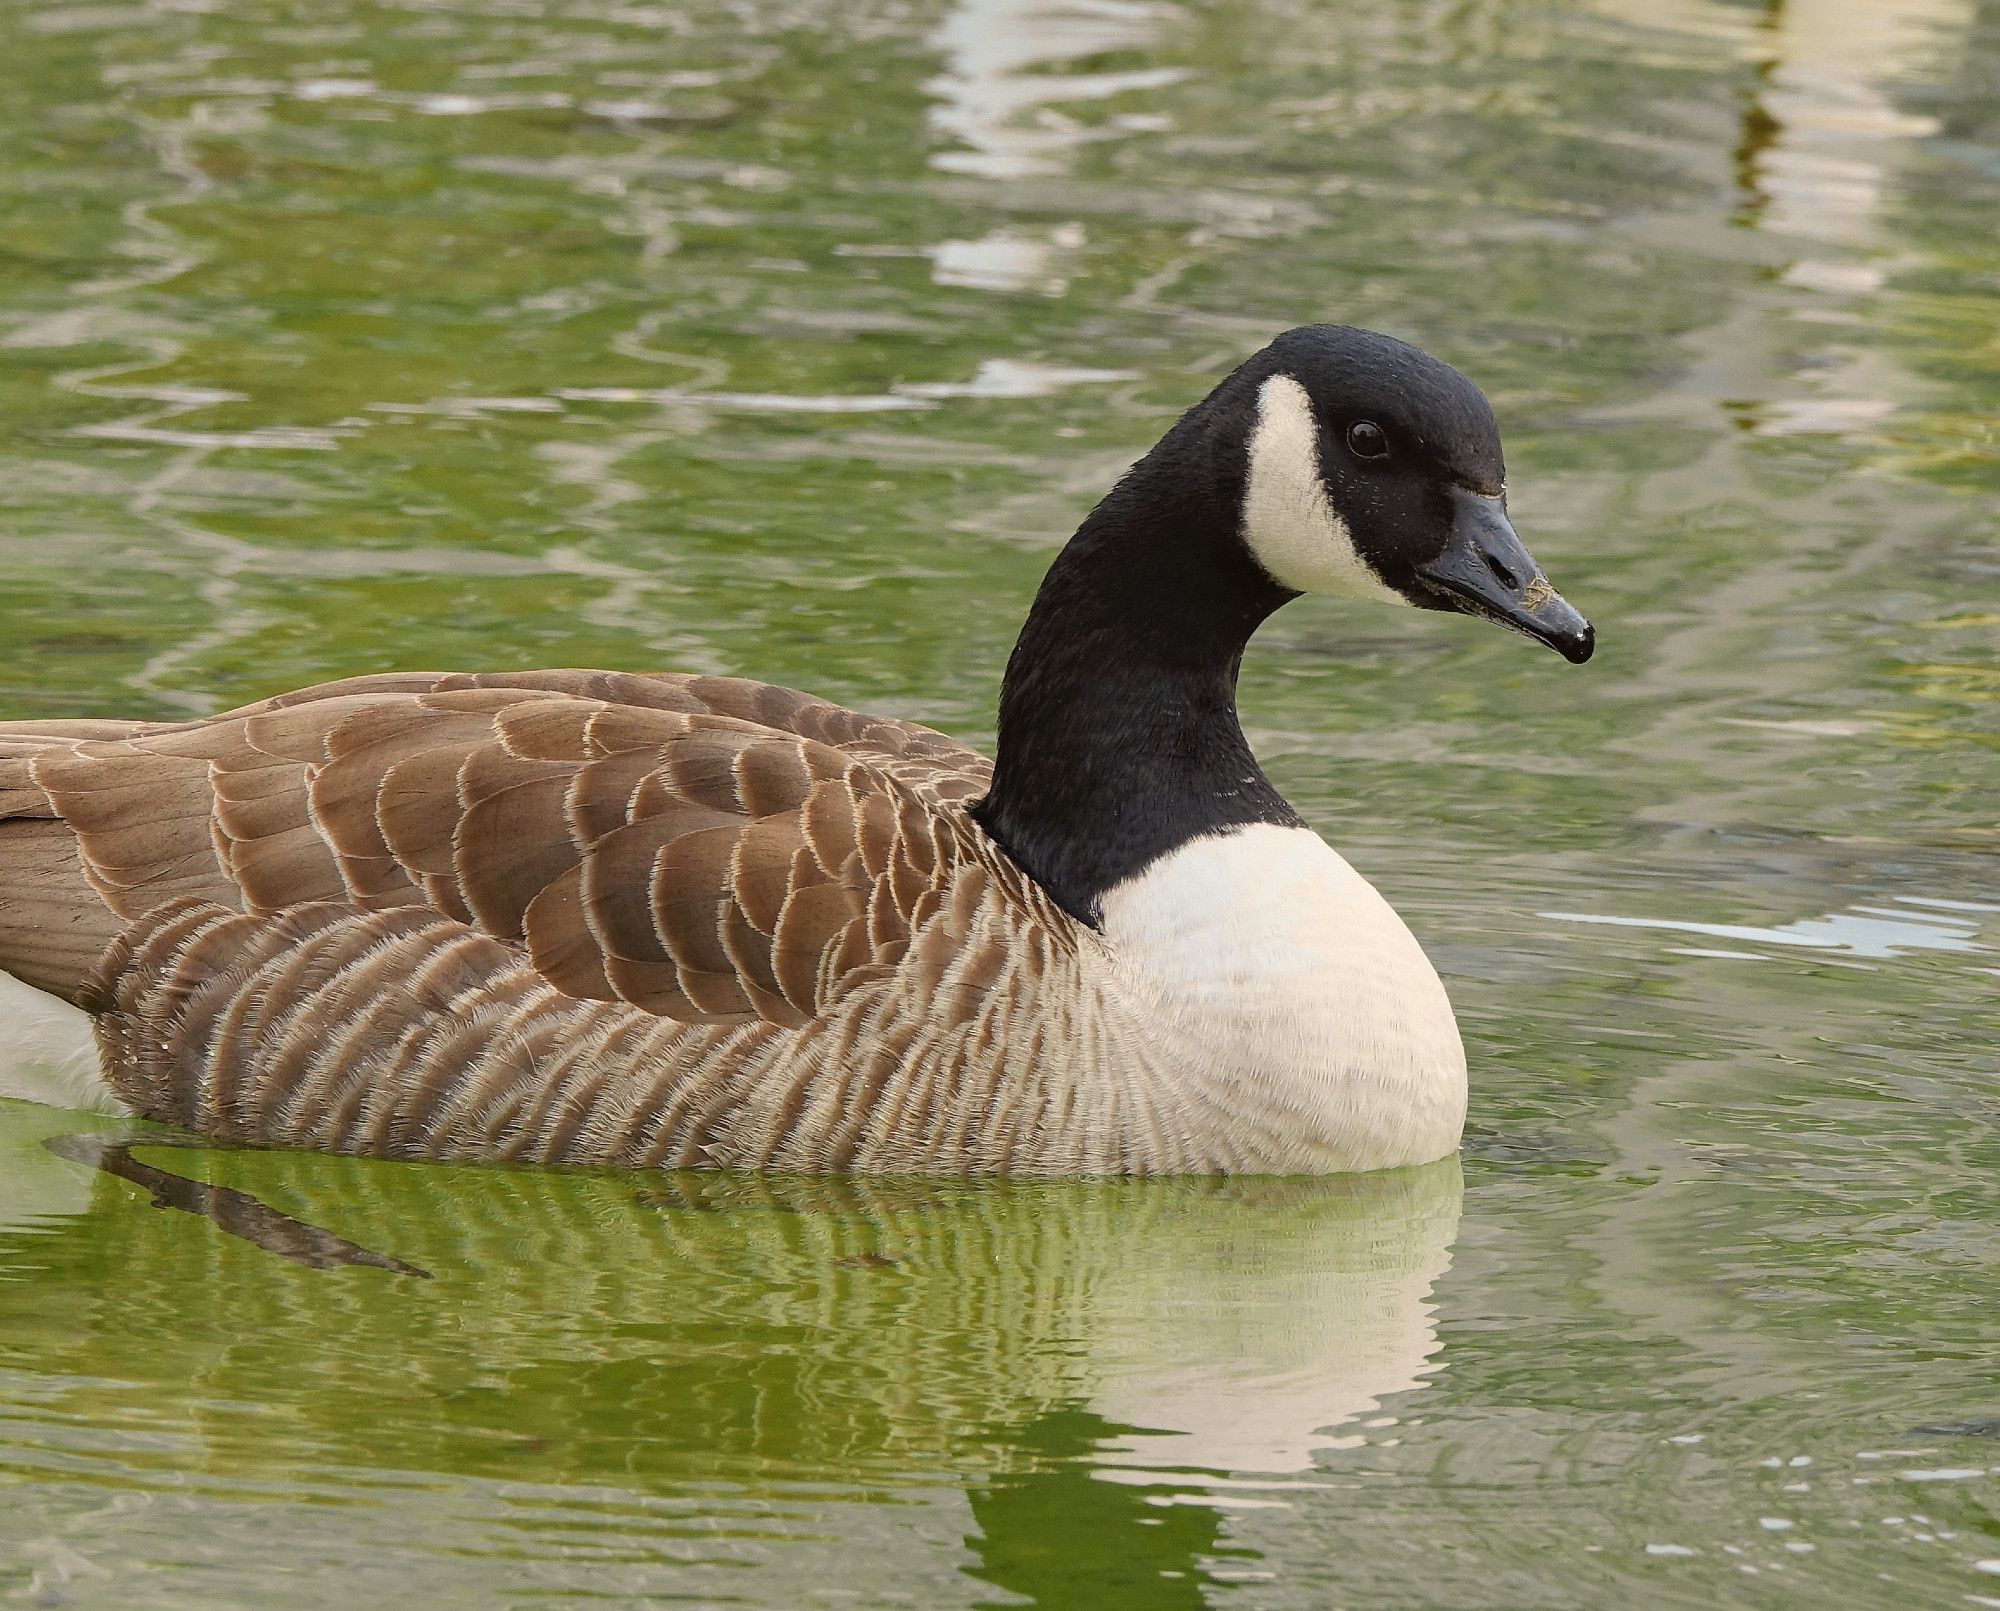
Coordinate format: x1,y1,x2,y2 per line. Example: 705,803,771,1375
0,0,1995,1605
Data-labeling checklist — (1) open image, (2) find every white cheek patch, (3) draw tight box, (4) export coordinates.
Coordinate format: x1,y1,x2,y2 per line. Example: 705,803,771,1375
1240,374,1405,603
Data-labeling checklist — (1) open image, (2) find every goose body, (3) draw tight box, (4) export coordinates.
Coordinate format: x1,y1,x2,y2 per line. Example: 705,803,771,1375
0,326,1591,1175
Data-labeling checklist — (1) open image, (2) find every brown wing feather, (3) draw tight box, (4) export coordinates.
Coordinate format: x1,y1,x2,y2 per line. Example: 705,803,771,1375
217,669,993,803
0,669,992,801
0,675,987,1029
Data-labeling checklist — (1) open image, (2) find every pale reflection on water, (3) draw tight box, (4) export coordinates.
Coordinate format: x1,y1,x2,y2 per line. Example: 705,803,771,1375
927,0,1186,179
0,1101,1461,1601
1546,893,1993,961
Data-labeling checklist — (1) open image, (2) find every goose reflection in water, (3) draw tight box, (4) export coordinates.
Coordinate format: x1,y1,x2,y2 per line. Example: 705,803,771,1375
0,1101,1460,1604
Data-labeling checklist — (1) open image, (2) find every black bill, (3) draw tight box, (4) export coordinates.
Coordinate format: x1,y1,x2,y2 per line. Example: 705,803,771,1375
1417,487,1594,664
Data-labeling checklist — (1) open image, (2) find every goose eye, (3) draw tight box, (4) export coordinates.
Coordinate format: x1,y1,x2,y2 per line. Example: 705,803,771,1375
1347,420,1389,460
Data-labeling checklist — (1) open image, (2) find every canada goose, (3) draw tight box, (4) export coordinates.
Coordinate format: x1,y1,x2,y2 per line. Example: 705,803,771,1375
0,325,1591,1175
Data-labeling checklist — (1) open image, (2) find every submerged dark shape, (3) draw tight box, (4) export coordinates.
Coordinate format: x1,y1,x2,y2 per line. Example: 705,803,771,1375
44,1133,429,1276
1908,1418,2000,1439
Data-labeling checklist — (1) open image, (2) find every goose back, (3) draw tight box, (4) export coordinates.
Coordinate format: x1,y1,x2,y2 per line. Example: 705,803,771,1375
0,671,1005,1017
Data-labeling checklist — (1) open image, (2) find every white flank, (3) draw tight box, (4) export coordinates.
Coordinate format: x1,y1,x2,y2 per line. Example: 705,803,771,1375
1099,823,1466,1172
0,973,124,1114
1239,373,1405,603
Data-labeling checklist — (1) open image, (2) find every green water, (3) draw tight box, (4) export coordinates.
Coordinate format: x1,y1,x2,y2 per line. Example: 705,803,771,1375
0,0,1994,1603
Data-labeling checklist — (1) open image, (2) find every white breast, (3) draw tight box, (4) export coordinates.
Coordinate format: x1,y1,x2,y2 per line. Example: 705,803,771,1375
1098,823,1466,1172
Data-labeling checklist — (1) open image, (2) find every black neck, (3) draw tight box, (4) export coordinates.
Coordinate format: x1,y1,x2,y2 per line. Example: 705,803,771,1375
971,393,1302,926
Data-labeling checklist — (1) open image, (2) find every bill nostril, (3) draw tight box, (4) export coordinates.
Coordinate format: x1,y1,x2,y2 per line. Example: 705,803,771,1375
1482,549,1521,590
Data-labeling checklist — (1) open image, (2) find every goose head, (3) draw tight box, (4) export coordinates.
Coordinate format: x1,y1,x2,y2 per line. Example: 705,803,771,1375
980,323,1595,927
1229,324,1594,662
